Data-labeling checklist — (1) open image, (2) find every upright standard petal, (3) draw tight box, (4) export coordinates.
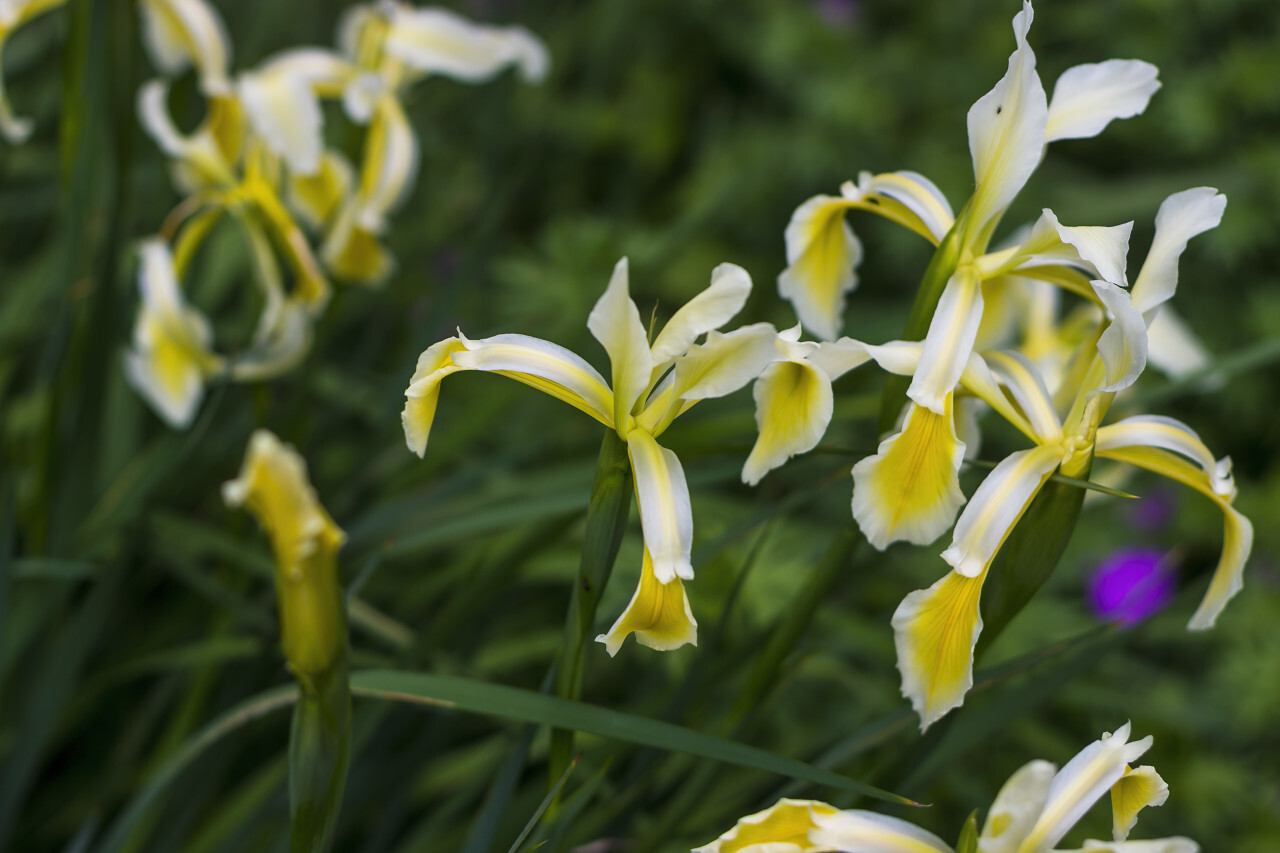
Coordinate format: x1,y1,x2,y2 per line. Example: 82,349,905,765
352,94,419,232
743,357,833,487
978,760,1056,853
908,264,985,415
965,0,1047,240
693,798,840,853
941,443,1064,578
1015,210,1133,287
649,262,752,366
1019,724,1154,853
1144,307,1212,380
238,50,355,176
587,258,653,431
777,195,861,341
1045,60,1160,143
1129,188,1226,315
811,809,955,853
1092,280,1149,393
383,6,549,83
627,429,694,583
892,565,990,730
852,398,966,550
1111,765,1169,842
594,548,696,656
138,0,233,95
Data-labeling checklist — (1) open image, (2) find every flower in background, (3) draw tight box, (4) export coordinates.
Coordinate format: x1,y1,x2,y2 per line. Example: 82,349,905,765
1128,488,1177,531
1088,547,1176,626
0,0,67,142
697,724,1193,853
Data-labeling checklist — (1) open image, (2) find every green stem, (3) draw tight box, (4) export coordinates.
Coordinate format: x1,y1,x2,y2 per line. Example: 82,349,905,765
289,660,352,853
548,429,632,787
877,207,968,435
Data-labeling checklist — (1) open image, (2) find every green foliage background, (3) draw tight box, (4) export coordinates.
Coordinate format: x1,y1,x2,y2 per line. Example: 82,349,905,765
1,0,1278,850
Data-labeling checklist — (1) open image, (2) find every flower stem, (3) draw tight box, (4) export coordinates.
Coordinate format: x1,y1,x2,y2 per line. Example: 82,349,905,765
548,428,633,787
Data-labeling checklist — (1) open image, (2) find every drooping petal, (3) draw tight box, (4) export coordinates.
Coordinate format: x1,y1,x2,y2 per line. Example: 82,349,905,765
777,195,861,341
125,239,222,428
1046,60,1160,143
892,565,990,730
1019,723,1154,853
743,358,834,486
852,398,967,550
383,6,549,83
941,443,1063,578
136,79,236,187
1130,188,1226,315
908,264,985,415
811,809,955,853
289,149,354,230
692,798,840,853
670,323,778,402
229,298,313,382
1091,443,1251,630
450,332,615,427
650,262,752,366
401,337,469,457
352,94,420,232
321,201,395,285
978,760,1056,853
627,430,694,583
587,258,653,430
966,0,1047,240
1092,281,1148,393
1095,416,1230,495
1111,765,1169,842
595,548,697,656
841,170,956,244
138,0,233,96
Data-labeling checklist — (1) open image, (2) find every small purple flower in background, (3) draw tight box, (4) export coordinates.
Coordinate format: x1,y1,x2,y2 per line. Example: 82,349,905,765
1088,547,1176,625
814,0,860,28
1127,487,1178,531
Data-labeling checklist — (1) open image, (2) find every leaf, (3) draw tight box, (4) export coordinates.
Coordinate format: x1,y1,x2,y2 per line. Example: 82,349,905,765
507,753,579,853
956,809,979,853
349,669,917,806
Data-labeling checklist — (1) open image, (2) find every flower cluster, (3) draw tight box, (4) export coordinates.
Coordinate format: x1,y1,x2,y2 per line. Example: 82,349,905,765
697,724,1194,853
123,0,547,427
748,0,1252,729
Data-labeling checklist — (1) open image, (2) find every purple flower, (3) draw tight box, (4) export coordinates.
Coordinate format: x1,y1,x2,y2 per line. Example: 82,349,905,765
814,0,860,28
1087,547,1176,625
1127,487,1177,531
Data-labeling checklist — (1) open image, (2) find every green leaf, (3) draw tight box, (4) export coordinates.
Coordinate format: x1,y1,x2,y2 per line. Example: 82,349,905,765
349,670,917,806
956,809,979,853
508,753,578,853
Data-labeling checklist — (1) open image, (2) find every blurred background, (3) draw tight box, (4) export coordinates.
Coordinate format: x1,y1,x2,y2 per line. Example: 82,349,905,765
1,0,1278,850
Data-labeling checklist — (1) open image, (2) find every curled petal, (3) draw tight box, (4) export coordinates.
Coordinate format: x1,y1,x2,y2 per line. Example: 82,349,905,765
353,95,419,231
1021,723,1154,853
595,548,697,656
984,350,1061,442
852,399,966,551
1046,59,1161,143
650,262,752,366
1092,281,1148,393
908,264,985,415
229,298,314,382
401,337,468,457
892,565,990,730
777,195,861,341
1095,416,1230,496
811,809,955,853
1017,209,1133,287
1130,188,1226,315
842,170,956,244
979,760,1056,853
587,257,652,430
451,332,615,428
627,430,694,583
383,6,549,83
966,0,1047,239
942,443,1063,578
743,358,834,486
692,798,839,853
1111,765,1169,842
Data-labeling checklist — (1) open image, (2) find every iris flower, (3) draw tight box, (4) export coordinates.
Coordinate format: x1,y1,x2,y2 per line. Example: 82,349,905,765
884,192,1248,727
779,1,1162,549
695,724,1193,853
403,259,779,654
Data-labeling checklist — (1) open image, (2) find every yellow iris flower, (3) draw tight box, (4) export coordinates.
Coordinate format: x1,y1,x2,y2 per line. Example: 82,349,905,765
404,259,780,654
697,724,1193,853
